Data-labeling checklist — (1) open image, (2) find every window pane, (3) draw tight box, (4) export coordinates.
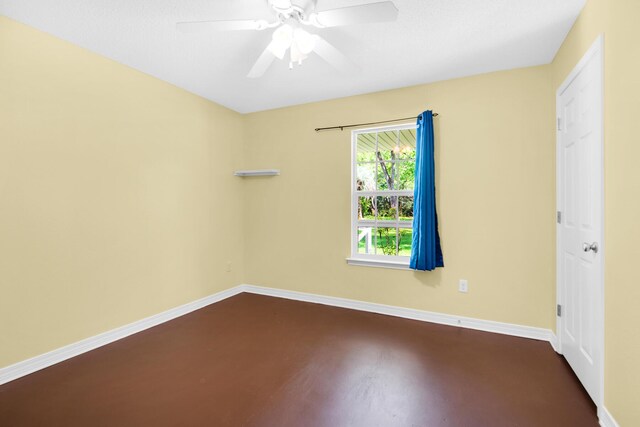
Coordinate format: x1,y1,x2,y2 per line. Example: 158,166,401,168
357,226,375,255
376,161,395,190
353,126,418,260
376,196,397,221
398,228,413,256
375,227,398,256
356,133,377,163
357,196,376,220
397,129,416,160
377,130,398,161
396,161,415,190
356,163,375,191
398,196,414,222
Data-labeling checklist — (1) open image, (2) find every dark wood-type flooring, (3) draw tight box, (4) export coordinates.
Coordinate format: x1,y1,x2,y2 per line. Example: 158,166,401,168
0,293,599,426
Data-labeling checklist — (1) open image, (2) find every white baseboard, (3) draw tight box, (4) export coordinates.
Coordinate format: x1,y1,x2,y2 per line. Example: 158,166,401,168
599,406,620,427
549,332,560,353
0,283,562,389
0,285,244,385
241,284,556,344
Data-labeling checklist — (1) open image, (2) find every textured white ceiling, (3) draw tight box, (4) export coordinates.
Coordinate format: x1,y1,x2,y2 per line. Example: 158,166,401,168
0,0,585,113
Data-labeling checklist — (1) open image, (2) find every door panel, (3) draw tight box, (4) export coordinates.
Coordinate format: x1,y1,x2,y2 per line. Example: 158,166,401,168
557,37,603,406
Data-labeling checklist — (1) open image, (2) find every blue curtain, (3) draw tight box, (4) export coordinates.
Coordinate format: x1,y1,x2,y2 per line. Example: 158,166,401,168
410,111,444,271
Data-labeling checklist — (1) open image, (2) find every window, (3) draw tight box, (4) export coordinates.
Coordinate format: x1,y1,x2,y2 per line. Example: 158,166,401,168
350,124,416,266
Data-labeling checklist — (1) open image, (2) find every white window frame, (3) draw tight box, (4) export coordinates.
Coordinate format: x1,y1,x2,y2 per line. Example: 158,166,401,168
347,123,416,269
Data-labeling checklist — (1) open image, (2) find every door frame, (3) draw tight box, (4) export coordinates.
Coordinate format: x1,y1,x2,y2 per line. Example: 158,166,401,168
555,34,605,413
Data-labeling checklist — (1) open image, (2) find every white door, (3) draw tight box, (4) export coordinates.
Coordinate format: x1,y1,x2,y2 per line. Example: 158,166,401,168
557,36,604,407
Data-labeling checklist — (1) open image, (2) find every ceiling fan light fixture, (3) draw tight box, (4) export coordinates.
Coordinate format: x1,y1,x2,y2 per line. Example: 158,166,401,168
290,42,307,66
268,24,316,65
293,27,315,54
268,24,294,59
267,41,287,60
272,23,294,43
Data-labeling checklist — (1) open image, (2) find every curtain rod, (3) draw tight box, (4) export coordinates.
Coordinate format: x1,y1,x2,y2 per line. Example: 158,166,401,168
314,113,439,132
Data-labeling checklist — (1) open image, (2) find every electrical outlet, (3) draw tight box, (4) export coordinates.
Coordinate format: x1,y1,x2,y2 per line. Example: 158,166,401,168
458,279,468,293
226,261,232,273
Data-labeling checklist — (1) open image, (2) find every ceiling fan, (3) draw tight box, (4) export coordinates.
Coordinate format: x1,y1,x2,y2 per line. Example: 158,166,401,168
177,0,398,78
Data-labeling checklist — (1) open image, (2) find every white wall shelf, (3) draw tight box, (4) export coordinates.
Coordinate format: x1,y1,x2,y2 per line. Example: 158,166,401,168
234,169,280,177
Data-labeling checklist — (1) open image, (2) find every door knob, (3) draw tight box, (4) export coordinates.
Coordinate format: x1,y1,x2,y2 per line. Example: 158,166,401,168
583,242,599,254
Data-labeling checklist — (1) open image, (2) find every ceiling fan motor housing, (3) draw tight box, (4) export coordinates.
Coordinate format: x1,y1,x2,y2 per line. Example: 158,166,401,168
268,0,317,18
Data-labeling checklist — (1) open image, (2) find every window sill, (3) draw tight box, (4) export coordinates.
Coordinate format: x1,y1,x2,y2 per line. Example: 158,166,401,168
346,258,412,271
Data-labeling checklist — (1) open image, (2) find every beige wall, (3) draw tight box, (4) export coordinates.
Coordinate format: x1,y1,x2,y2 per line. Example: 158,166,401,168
0,17,245,367
242,66,556,330
551,0,640,424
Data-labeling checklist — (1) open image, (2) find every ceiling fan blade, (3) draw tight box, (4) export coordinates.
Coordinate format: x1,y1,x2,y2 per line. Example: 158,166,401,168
312,36,358,74
247,46,277,78
312,1,398,28
177,19,268,33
